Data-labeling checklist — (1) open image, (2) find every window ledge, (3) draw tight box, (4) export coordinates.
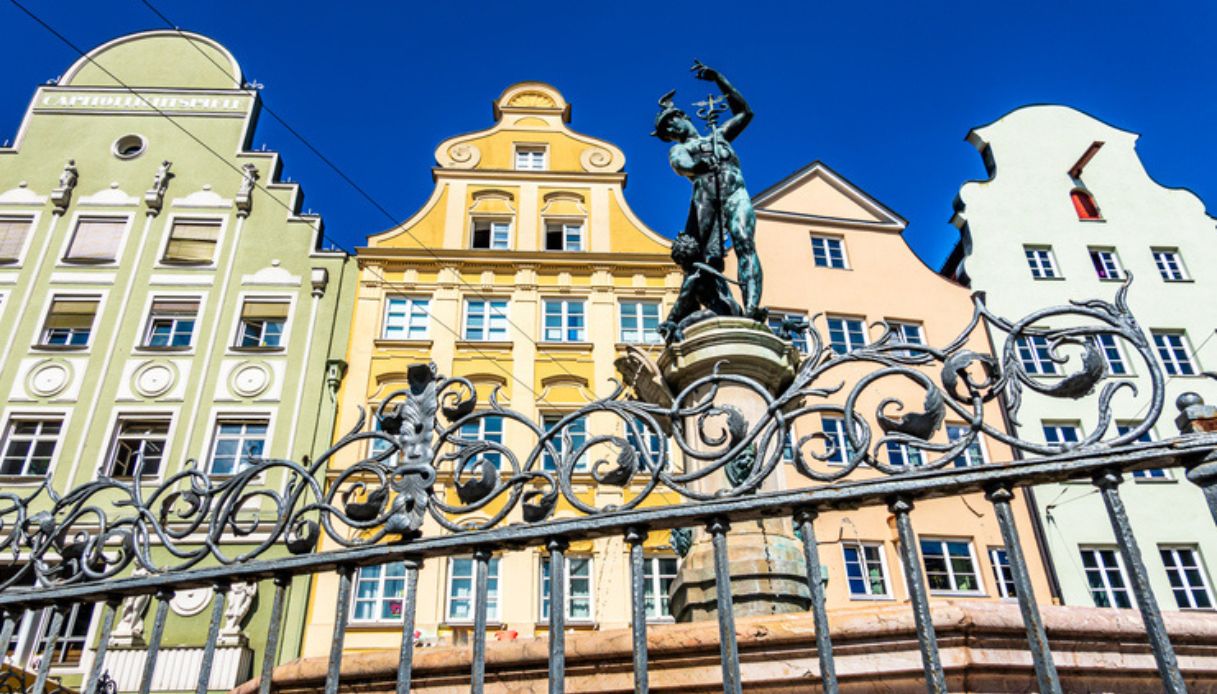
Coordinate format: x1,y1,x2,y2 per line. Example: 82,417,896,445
134,345,193,353
847,594,896,602
59,258,117,266
31,344,89,352
444,621,503,629
455,340,513,350
534,620,597,630
229,345,286,354
928,590,987,598
1078,218,1106,223
1130,475,1177,484
1032,276,1067,281
538,341,593,350
615,341,665,351
1162,278,1194,284
0,475,50,484
374,339,434,349
158,258,215,268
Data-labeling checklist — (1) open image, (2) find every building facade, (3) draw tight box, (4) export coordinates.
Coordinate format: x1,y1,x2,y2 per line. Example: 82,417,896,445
739,162,1055,610
299,83,683,658
944,105,1217,611
0,31,353,691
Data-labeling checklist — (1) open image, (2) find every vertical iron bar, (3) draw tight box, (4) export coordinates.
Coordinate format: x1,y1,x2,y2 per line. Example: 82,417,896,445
138,592,172,694
625,527,650,694
396,561,421,694
1185,458,1217,528
325,566,355,694
258,576,290,694
195,584,228,694
83,600,119,694
1093,470,1187,693
0,610,18,692
471,548,491,694
794,509,838,692
707,518,742,694
888,497,947,694
31,606,64,694
547,539,569,694
985,484,1062,694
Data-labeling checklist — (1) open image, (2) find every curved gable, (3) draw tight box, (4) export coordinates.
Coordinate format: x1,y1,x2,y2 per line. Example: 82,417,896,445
60,31,243,90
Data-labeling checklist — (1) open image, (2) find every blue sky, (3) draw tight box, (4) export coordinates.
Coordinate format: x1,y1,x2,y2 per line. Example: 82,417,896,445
1,1,1214,269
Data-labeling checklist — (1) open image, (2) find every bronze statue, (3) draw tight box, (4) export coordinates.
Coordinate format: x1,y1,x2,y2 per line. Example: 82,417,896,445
653,61,763,342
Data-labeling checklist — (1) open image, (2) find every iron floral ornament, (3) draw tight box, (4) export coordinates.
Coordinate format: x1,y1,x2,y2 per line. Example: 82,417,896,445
0,279,1168,590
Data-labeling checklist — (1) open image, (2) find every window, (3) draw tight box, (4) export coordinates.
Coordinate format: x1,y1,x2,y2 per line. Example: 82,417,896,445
458,416,503,470
1071,189,1101,220
887,320,925,355
463,300,508,341
351,562,408,623
0,418,62,476
1024,246,1059,279
843,542,889,598
545,222,584,251
643,556,679,619
780,429,795,461
383,297,429,340
542,415,587,471
826,316,866,354
885,441,924,468
1116,423,1167,480
1151,330,1197,376
514,145,547,171
767,312,809,352
1093,334,1128,376
920,539,983,594
1080,547,1131,608
142,299,198,348
1042,422,1082,447
1160,547,1214,610
369,416,395,459
627,417,665,470
989,547,1016,598
620,301,661,344
810,235,846,269
446,557,500,622
1088,248,1123,280
543,299,586,342
64,217,125,263
0,218,32,264
1153,248,1189,282
106,419,169,478
162,219,220,264
946,424,986,468
236,300,288,348
820,415,853,465
471,220,510,250
208,420,268,476
41,297,98,347
1015,335,1057,375
540,556,593,621
32,601,95,667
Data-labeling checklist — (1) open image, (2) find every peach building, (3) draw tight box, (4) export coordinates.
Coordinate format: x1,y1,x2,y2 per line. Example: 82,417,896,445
733,161,1055,610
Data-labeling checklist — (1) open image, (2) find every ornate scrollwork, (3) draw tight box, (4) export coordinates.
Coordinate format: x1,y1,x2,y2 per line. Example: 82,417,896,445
0,280,1172,591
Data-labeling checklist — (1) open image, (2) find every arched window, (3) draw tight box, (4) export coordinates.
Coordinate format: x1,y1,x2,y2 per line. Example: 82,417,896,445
1071,189,1101,220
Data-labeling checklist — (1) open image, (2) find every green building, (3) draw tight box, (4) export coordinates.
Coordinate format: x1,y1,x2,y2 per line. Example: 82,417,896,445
0,31,353,691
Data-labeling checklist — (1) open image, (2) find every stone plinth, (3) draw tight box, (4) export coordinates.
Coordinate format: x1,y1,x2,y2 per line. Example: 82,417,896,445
655,317,809,621
236,602,1217,693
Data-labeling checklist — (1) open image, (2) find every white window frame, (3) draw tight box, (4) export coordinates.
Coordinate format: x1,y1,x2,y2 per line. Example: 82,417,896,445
1015,335,1058,375
1092,333,1129,376
988,547,1017,598
1160,546,1215,610
103,415,173,480
886,320,925,355
643,555,679,621
946,424,987,468
0,214,39,266
140,296,201,350
1042,421,1082,448
470,218,512,250
58,213,132,266
156,214,227,267
825,315,866,354
920,537,985,596
445,556,501,624
462,299,509,341
1115,423,1169,481
542,299,587,343
544,219,584,252
1079,546,1132,608
230,293,295,351
842,541,892,599
382,295,430,341
1024,245,1059,279
540,555,595,623
620,301,662,344
205,417,270,476
457,415,504,471
0,416,64,478
514,144,548,171
810,234,848,269
1152,248,1189,282
1088,247,1124,281
820,415,854,465
39,294,102,348
884,441,924,468
349,562,409,624
1151,330,1198,376
542,414,588,471
767,311,810,352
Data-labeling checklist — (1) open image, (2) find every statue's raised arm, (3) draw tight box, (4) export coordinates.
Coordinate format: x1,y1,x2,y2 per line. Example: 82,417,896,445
691,60,752,142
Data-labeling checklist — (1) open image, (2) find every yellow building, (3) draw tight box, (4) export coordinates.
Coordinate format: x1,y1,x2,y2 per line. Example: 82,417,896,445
300,83,684,656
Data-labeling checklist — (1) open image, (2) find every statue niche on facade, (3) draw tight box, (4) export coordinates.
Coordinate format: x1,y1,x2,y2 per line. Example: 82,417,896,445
653,61,763,343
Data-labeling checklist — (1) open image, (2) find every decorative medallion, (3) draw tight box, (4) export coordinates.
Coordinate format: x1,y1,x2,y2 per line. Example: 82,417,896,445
26,360,71,398
169,586,214,617
230,362,271,398
132,362,177,399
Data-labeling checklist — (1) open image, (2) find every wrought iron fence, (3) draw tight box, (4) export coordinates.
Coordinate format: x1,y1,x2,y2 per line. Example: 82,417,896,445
0,278,1214,694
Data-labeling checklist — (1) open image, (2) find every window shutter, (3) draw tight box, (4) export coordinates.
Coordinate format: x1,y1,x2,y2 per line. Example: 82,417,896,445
45,299,98,328
65,219,124,261
150,299,199,316
164,221,220,262
0,219,32,261
241,300,289,320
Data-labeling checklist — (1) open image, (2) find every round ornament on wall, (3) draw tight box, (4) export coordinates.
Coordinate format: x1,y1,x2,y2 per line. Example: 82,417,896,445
26,360,71,398
170,586,214,617
132,361,178,399
230,362,271,398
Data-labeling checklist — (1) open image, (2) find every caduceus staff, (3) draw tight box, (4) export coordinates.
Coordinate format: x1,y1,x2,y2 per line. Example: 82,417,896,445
692,85,730,268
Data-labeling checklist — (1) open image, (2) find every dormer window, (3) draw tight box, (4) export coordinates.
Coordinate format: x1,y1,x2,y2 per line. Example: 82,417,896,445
1071,189,1101,220
545,221,583,251
471,219,510,250
514,145,547,171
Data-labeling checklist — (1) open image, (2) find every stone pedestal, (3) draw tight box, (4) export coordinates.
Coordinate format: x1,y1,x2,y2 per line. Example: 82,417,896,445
656,317,810,622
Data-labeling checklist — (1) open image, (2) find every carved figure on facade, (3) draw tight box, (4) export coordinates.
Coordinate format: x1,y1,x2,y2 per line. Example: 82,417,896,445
50,159,77,212
144,160,173,215
653,61,763,342
109,567,151,646
217,581,257,645
235,163,258,217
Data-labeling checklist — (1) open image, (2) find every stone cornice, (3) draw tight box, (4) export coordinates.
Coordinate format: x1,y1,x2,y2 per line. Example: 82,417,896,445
356,248,674,268
433,168,627,185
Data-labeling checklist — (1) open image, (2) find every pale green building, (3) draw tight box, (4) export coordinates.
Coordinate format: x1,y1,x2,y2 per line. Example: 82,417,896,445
0,31,353,691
